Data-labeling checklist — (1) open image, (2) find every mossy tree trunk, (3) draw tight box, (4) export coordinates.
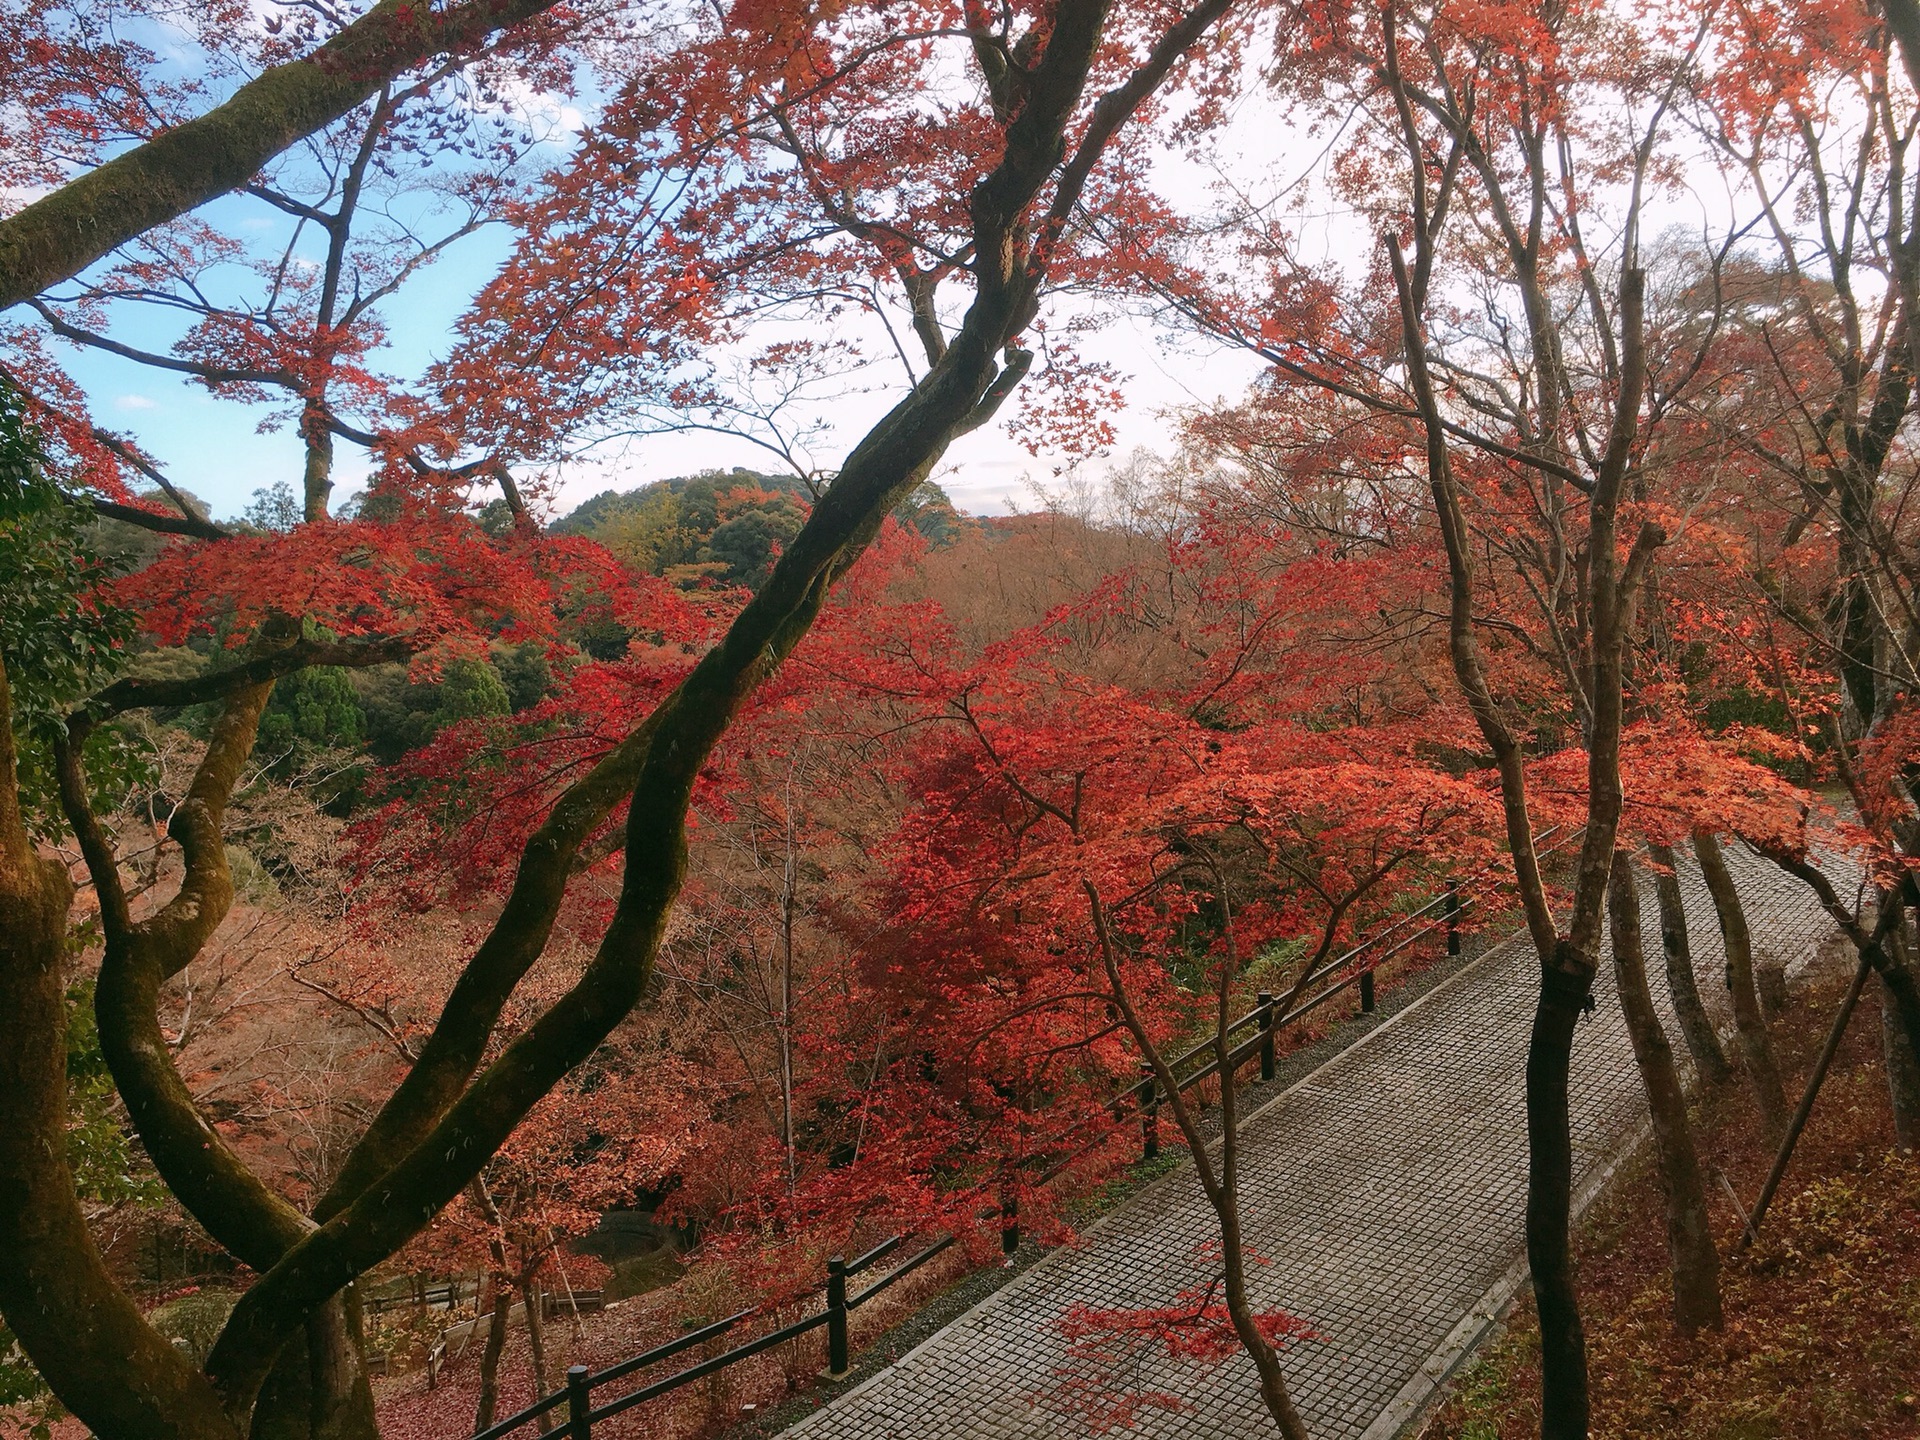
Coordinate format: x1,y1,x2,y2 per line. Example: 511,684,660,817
0,0,565,311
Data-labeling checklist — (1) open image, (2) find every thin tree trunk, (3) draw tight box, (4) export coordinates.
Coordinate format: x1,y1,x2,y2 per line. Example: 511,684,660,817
518,1276,554,1432
300,406,335,523
1214,975,1311,1440
1694,832,1790,1136
472,1276,514,1434
1885,978,1920,1150
780,799,798,1195
1645,842,1731,1083
1735,952,1876,1251
1086,880,1310,1440
1608,853,1722,1333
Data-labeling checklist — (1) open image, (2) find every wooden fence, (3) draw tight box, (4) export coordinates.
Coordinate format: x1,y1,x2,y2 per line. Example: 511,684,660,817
469,1234,955,1440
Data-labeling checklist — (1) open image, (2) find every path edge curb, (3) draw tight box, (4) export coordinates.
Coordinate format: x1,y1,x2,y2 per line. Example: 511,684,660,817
1366,894,1846,1440
1358,1118,1650,1440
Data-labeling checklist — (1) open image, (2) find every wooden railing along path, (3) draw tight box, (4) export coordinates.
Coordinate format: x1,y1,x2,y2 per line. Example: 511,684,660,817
469,1233,955,1440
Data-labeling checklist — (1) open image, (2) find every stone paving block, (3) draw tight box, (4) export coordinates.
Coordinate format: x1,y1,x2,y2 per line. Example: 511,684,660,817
785,849,1847,1439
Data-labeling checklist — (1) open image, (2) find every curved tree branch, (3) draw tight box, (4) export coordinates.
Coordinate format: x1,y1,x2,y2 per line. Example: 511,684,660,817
0,0,565,309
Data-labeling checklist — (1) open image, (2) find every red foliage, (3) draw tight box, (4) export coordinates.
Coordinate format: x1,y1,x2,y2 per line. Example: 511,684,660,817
1044,1249,1316,1434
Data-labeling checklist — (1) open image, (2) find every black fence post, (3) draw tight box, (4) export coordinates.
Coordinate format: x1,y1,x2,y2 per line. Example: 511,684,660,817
1257,990,1276,1082
565,1364,592,1440
1000,1186,1019,1256
826,1255,850,1378
1360,967,1375,1014
1140,1061,1159,1161
1445,880,1461,956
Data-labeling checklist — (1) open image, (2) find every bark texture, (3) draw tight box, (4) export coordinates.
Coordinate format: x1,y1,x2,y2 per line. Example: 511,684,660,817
1087,882,1311,1440
1646,841,1731,1083
1527,955,1593,1438
247,1300,377,1440
0,655,241,1440
1608,853,1722,1333
1885,978,1920,1150
473,1279,514,1434
517,1277,555,1431
1694,832,1790,1136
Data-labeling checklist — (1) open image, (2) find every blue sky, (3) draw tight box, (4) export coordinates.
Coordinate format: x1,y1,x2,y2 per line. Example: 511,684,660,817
52,205,1259,526
31,15,1273,527
49,185,515,521
27,0,1521,531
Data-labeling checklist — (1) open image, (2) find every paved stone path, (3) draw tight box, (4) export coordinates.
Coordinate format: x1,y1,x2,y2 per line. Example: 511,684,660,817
785,846,1852,1440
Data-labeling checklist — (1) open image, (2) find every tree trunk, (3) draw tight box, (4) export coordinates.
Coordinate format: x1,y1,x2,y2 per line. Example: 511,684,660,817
1886,976,1920,1150
0,656,240,1440
1223,1282,1311,1439
1870,928,1920,1060
1216,1147,1311,1440
1528,945,1597,1440
1755,954,1789,1022
1645,842,1731,1084
299,403,335,524
307,1296,377,1440
1087,880,1310,1439
1607,854,1722,1333
0,0,567,310
1214,1006,1311,1440
251,1344,305,1440
1877,907,1920,1150
518,1277,554,1432
473,1277,515,1434
1694,832,1790,1136
247,1297,378,1440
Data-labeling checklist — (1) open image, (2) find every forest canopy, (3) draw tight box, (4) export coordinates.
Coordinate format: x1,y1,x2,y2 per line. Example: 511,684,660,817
2,1,1919,1438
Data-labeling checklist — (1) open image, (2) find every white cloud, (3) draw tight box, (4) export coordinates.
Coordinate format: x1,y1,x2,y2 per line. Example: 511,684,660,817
115,394,159,411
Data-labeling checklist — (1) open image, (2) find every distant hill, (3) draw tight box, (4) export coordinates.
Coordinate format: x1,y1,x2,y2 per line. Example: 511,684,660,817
549,469,807,537
551,469,963,587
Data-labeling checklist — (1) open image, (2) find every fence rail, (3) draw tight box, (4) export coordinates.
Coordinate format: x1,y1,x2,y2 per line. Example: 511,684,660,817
1036,823,1581,1188
467,1232,957,1440
461,826,1581,1438
366,1280,471,1315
